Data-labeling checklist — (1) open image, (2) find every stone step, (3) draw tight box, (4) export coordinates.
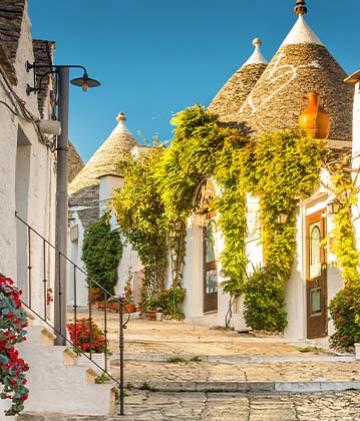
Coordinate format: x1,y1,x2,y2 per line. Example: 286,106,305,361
120,380,360,393
16,325,117,415
25,325,57,347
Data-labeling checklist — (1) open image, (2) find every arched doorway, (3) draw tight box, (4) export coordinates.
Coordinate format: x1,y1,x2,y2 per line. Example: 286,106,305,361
194,179,218,313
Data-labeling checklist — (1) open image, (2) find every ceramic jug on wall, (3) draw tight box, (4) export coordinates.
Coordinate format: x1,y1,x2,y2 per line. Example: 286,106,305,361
299,92,330,139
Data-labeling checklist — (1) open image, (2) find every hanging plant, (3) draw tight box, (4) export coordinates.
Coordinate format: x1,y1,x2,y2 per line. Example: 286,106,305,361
0,275,29,416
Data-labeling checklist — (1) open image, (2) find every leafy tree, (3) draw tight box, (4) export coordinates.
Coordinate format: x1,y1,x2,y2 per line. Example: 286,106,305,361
82,213,123,295
112,148,168,307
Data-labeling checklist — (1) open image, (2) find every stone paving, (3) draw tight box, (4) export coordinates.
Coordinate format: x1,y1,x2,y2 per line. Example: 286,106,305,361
110,359,360,387
18,391,360,420
71,310,334,357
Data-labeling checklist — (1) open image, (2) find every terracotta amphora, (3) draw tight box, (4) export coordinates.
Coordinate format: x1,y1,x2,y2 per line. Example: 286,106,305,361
299,92,330,139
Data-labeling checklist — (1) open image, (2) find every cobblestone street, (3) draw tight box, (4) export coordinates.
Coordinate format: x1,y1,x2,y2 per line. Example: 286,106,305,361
60,312,360,419
19,391,360,420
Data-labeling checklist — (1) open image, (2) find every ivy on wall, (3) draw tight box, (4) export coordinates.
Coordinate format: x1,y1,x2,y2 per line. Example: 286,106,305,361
324,153,360,349
324,153,360,286
154,106,248,293
111,104,358,337
112,148,168,308
244,130,326,331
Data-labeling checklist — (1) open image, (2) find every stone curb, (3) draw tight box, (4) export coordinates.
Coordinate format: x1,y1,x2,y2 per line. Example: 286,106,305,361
128,381,360,394
111,353,355,364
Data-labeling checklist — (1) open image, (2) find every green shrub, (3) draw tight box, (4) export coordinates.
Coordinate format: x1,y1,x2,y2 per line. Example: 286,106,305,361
329,287,360,350
82,213,123,294
159,285,186,319
244,267,287,332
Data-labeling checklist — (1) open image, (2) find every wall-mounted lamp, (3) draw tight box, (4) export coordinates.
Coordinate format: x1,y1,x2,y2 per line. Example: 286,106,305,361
277,213,288,224
328,201,341,215
25,61,100,95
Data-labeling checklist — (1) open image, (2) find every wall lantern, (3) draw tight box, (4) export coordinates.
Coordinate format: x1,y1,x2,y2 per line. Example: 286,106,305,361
277,213,288,224
25,61,100,95
328,200,341,215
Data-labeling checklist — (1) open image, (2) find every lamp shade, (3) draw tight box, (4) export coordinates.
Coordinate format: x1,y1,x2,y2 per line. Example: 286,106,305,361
70,72,101,92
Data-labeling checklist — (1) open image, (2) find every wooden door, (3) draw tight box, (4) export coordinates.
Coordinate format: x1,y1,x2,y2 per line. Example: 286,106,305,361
203,216,218,313
306,210,328,339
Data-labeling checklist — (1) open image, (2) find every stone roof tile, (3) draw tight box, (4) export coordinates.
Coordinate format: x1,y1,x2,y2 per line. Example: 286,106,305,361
209,38,268,118
223,16,353,142
32,39,55,118
69,112,137,197
0,0,25,84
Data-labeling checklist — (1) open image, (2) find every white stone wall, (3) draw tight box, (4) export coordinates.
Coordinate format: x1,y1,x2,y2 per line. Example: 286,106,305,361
352,81,360,252
0,2,56,319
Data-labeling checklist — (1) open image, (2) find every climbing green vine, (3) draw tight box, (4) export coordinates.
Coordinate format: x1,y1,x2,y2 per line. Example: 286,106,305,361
243,130,326,331
111,104,358,338
324,153,360,349
112,148,168,308
154,106,248,293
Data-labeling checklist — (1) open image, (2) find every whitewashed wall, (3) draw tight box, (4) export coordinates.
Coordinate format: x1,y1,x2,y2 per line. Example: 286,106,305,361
352,81,360,253
0,1,56,320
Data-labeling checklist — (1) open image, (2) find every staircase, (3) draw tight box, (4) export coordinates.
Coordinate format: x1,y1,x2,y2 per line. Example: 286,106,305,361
11,213,124,417
16,313,116,416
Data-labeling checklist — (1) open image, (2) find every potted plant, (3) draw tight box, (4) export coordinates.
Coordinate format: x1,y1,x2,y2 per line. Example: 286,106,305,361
67,318,108,370
147,297,159,321
124,277,136,314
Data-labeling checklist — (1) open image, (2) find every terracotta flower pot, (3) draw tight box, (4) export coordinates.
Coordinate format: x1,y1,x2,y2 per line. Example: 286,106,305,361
124,303,136,313
147,310,157,321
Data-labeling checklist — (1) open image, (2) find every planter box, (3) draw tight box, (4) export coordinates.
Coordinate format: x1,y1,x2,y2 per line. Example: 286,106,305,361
355,343,360,360
76,352,106,371
232,313,250,333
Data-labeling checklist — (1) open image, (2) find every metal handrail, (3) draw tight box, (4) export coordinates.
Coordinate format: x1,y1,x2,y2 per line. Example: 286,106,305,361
15,211,128,415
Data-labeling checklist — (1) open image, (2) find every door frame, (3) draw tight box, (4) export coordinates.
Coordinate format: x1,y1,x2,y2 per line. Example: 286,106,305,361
202,211,218,314
305,209,328,339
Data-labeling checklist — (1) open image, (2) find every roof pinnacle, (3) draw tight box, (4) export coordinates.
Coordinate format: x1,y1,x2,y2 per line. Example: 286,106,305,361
294,0,308,16
252,38,262,48
117,112,126,123
243,37,268,66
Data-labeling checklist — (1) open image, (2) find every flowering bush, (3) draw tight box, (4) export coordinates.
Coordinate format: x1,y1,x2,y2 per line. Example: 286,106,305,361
329,287,360,350
0,275,29,416
67,318,107,354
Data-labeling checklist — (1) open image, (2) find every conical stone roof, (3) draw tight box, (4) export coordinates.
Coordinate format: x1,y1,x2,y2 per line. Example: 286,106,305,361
69,112,137,197
224,15,353,141
69,113,137,228
209,38,268,119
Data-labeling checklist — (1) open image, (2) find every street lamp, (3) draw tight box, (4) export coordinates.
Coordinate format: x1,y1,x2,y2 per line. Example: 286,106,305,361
26,61,100,345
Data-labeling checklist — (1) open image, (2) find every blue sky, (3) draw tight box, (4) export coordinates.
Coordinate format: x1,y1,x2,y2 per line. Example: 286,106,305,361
29,0,360,162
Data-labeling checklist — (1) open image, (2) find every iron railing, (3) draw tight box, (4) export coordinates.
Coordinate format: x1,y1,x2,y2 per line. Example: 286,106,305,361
15,211,129,415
